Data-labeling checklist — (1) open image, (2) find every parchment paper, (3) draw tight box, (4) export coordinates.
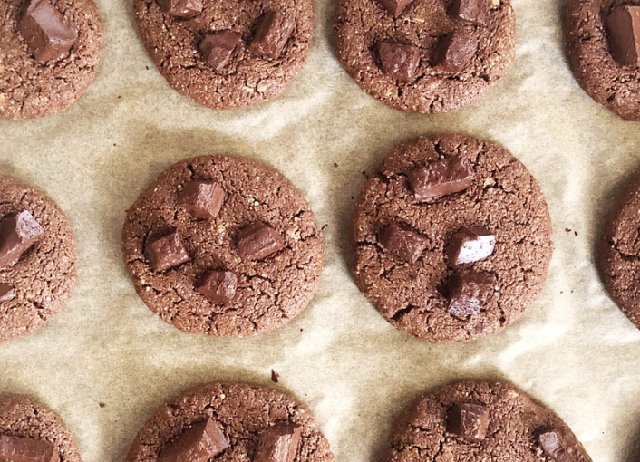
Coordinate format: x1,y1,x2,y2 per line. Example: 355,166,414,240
0,0,639,460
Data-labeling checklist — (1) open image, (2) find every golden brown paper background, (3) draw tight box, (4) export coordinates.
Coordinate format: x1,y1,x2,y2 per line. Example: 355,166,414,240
1,0,640,460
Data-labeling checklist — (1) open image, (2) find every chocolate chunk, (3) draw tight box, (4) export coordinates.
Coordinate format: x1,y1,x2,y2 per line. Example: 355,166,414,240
145,231,190,272
379,223,427,264
376,0,415,17
199,32,242,72
450,0,490,25
378,42,421,83
446,270,493,319
249,11,295,60
433,30,479,72
538,430,575,462
18,0,78,64
197,271,238,304
407,157,473,201
446,226,496,266
255,423,302,462
178,180,225,219
605,5,640,67
157,0,203,18
236,223,285,261
0,434,60,462
159,418,229,462
0,284,16,303
0,211,44,268
447,403,490,442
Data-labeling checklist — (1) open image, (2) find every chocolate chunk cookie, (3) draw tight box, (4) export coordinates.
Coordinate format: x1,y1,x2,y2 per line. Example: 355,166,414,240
133,0,314,110
386,380,592,462
0,175,77,343
565,0,640,120
334,0,516,113
122,155,324,336
597,173,640,329
125,382,335,462
0,0,103,120
352,134,553,342
0,394,82,462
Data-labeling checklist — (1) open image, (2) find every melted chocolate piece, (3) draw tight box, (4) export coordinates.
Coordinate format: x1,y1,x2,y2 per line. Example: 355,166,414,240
450,0,490,25
538,430,575,462
378,42,421,83
0,434,60,462
446,226,496,266
446,270,493,319
407,157,473,201
197,271,238,304
145,231,190,272
0,212,44,268
178,180,225,219
157,0,203,18
254,423,302,462
0,284,16,303
376,0,415,17
249,11,294,60
236,223,285,261
433,30,479,72
605,5,640,67
379,223,427,264
199,32,242,72
448,403,490,442
158,419,229,462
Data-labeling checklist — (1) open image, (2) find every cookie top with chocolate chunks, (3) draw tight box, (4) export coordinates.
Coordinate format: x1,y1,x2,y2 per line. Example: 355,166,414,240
0,394,82,462
565,0,640,120
122,155,324,336
334,0,516,113
0,0,103,120
125,382,335,462
133,0,314,110
386,380,592,462
351,134,552,342
0,175,77,343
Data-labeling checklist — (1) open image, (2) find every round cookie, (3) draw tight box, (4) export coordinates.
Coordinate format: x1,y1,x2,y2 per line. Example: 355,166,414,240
125,382,335,462
334,0,516,113
133,0,314,110
352,134,553,343
122,155,324,336
0,175,77,343
0,0,103,120
0,394,82,461
386,380,592,462
565,0,640,121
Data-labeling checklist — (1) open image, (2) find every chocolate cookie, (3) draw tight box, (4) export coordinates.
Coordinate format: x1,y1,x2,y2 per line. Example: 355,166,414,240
0,394,82,461
122,155,324,336
125,382,335,462
0,175,77,343
352,134,553,342
565,0,640,120
0,0,103,120
133,0,314,110
386,380,592,462
597,174,640,329
334,0,516,113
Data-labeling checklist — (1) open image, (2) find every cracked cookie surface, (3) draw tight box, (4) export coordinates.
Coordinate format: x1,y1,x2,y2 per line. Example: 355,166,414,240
0,175,77,343
125,382,335,462
334,0,516,113
565,0,640,121
351,134,553,343
122,155,324,336
133,0,314,110
385,380,592,462
0,0,103,120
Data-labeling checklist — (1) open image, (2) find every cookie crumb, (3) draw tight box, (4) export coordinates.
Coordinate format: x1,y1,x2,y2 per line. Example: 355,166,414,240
271,370,280,382
99,402,106,408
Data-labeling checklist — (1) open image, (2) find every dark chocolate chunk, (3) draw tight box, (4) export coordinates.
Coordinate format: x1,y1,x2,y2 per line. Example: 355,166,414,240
446,226,496,266
18,0,78,64
447,403,490,442
158,418,229,462
376,0,415,17
0,435,60,462
379,223,427,264
0,284,16,303
199,32,242,72
605,5,640,67
538,430,575,462
433,30,479,72
255,423,302,462
378,42,421,83
236,222,285,261
157,0,203,18
446,270,493,319
450,0,490,25
0,211,44,268
197,271,238,304
178,180,225,219
407,157,473,201
145,231,190,272
249,11,295,60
